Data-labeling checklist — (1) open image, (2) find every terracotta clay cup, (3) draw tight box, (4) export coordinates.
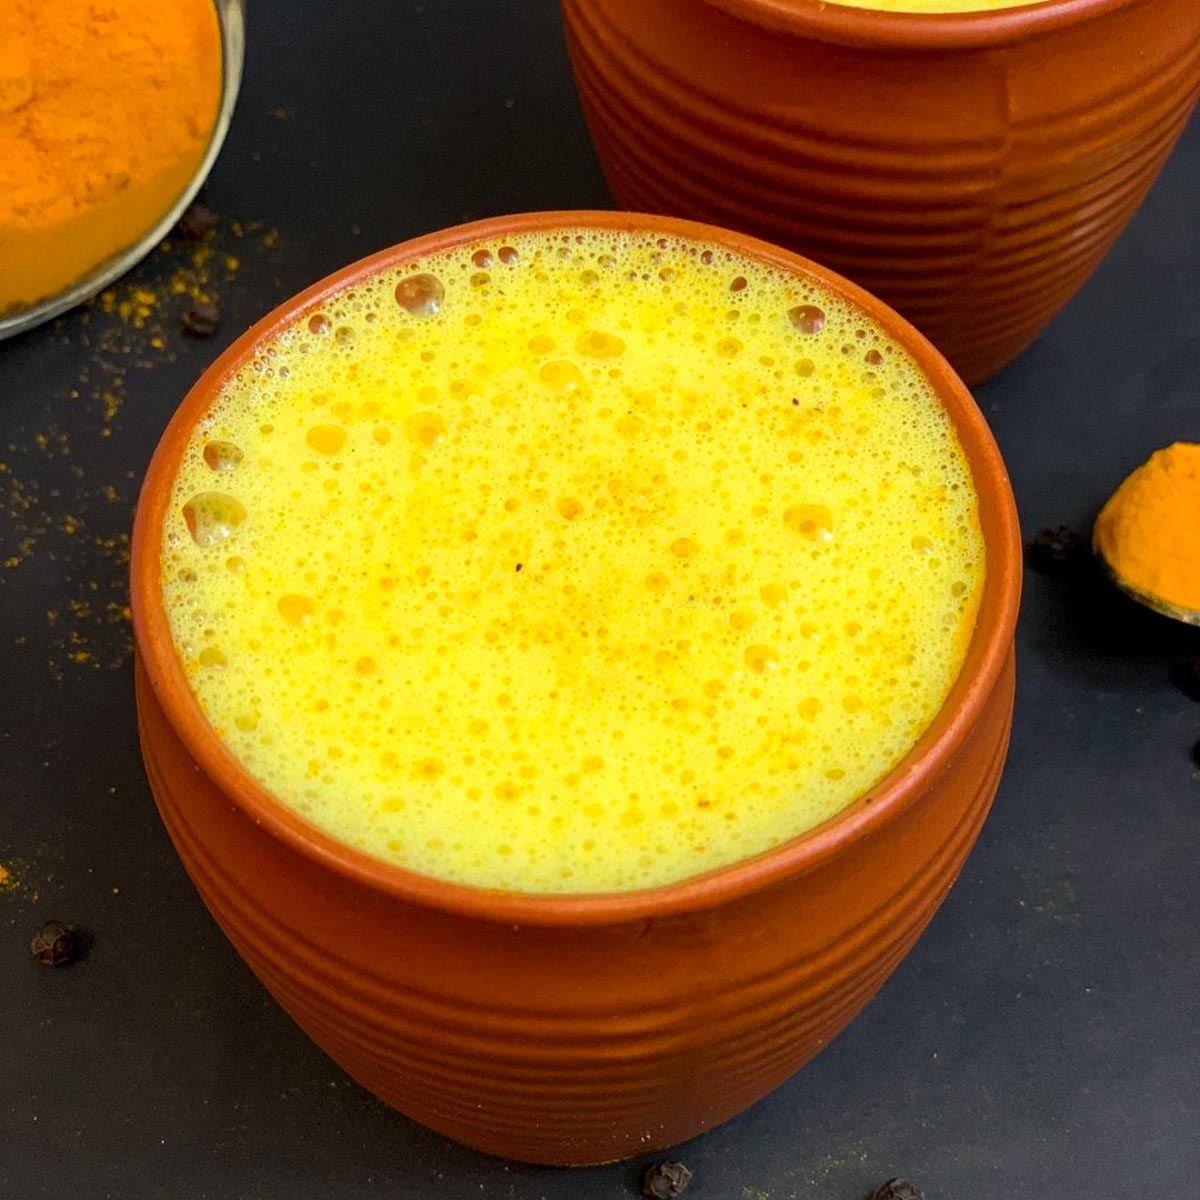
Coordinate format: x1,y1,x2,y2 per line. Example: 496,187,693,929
131,211,1021,1165
561,0,1200,384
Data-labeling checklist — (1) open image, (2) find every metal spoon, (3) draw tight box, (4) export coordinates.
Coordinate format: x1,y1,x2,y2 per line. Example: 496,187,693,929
1094,532,1200,627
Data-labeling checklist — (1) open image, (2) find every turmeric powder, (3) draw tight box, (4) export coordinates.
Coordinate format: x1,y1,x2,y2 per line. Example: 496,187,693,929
1094,443,1200,612
0,0,223,314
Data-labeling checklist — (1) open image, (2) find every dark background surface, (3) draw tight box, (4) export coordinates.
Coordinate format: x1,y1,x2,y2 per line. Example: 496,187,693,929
2,2,1198,1196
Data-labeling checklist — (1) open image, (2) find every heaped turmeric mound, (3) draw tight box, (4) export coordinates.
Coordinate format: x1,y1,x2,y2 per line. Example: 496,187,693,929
1095,443,1200,612
0,0,222,312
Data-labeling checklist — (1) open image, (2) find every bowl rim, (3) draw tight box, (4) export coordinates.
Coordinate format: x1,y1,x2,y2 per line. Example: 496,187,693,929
130,209,1022,927
0,0,246,341
702,0,1142,50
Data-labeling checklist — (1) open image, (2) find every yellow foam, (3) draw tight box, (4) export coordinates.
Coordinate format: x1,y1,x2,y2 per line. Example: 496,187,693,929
161,228,984,894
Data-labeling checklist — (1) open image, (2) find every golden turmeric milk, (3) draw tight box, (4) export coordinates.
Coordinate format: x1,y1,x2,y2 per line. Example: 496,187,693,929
161,228,985,893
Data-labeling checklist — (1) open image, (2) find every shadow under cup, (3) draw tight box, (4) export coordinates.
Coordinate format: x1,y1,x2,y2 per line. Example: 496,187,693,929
131,211,1022,1165
561,0,1200,384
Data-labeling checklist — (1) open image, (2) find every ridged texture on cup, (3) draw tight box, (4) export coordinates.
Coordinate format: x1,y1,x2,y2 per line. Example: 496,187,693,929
131,212,1022,1166
136,652,1012,1163
561,0,1200,383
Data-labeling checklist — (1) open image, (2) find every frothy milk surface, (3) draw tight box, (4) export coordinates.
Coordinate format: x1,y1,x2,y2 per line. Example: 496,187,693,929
162,228,984,893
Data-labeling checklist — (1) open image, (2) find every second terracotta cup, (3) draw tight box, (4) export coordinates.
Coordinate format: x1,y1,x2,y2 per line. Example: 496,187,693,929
561,0,1200,383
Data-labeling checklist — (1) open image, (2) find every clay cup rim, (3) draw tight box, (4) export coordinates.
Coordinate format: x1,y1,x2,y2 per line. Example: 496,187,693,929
130,210,1022,927
705,0,1140,49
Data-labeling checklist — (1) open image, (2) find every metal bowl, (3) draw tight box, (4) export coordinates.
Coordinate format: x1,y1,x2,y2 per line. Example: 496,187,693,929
0,0,245,342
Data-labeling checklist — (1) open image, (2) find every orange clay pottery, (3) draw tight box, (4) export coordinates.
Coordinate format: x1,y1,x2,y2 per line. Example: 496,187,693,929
131,211,1022,1165
561,0,1200,384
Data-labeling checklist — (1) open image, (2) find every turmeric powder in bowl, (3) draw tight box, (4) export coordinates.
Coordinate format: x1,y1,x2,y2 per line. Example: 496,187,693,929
0,0,224,316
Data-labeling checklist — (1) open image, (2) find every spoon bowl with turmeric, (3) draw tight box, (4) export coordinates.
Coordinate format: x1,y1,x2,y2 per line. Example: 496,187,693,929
1094,443,1200,627
0,0,244,340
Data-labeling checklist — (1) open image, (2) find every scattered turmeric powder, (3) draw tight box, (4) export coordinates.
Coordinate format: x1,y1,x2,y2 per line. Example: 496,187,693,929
0,0,223,313
1094,443,1200,612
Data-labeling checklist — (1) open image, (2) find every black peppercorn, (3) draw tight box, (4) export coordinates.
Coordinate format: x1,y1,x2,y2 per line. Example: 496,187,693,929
1026,525,1085,575
642,1161,693,1199
175,201,219,241
30,921,79,967
1171,659,1200,702
182,300,220,337
868,1179,924,1200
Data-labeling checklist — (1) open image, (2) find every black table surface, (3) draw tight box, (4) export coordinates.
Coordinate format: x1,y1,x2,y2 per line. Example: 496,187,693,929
2,2,1198,1196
